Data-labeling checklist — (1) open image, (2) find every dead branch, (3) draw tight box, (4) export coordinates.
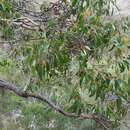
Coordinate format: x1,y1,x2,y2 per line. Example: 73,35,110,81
0,79,112,129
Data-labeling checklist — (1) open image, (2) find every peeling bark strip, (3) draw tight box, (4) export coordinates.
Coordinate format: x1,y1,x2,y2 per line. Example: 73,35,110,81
0,79,112,130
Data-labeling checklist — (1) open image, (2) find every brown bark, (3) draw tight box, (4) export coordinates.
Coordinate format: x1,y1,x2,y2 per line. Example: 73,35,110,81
0,79,112,130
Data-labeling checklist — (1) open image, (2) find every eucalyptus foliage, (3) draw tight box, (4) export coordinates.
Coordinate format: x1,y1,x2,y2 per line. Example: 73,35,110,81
0,0,130,129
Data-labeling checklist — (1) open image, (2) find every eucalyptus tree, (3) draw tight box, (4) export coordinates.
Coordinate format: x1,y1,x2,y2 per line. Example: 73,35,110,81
0,0,130,129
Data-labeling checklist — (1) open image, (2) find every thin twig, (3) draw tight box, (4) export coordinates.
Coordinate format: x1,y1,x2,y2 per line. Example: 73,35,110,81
0,37,45,44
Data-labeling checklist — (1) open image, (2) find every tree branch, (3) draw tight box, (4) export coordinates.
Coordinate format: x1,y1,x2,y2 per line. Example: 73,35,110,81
0,79,112,129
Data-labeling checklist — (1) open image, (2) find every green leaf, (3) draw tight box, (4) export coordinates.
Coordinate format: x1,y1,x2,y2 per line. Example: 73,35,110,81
72,0,78,6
